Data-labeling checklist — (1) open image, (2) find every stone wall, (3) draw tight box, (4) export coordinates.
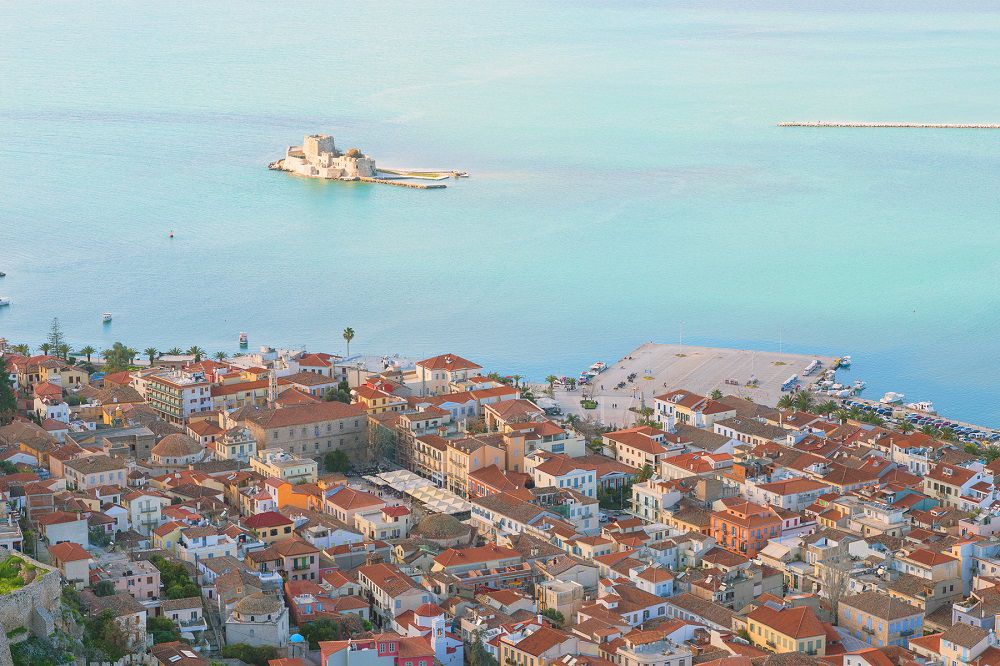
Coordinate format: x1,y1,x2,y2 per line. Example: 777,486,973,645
0,553,62,666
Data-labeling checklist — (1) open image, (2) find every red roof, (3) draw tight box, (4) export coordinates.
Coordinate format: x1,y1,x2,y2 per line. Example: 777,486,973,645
243,511,293,528
49,541,92,562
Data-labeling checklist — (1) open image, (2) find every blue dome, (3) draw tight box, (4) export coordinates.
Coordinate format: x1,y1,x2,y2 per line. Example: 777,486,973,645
290,634,304,643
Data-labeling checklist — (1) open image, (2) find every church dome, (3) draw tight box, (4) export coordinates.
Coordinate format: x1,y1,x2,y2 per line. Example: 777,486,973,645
152,433,202,458
412,514,469,540
233,592,281,618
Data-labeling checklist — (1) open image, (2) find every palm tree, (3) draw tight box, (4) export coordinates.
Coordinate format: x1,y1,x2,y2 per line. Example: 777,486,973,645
39,343,52,355
214,351,228,361
56,343,71,360
919,424,938,437
144,348,159,365
815,400,838,417
342,327,355,358
792,391,815,412
777,394,794,410
848,406,864,421
545,375,558,391
124,347,139,366
78,345,96,363
511,374,523,389
187,346,205,362
11,344,30,355
709,389,723,400
834,409,850,424
166,347,183,356
897,420,915,435
566,378,577,391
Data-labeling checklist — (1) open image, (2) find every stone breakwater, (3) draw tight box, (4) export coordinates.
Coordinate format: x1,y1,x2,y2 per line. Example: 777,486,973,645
779,121,1000,128
358,177,447,189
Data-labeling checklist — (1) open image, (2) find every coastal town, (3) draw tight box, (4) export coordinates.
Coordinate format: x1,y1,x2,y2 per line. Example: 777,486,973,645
3,334,1000,666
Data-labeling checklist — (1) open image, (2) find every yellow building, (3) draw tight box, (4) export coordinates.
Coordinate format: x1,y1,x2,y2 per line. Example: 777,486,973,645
746,604,826,656
445,435,505,498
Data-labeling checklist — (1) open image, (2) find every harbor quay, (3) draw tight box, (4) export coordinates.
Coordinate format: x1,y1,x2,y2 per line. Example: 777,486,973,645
552,342,836,428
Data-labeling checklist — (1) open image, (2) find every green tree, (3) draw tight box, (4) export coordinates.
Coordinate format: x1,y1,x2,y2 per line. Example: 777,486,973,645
144,347,159,365
324,449,351,474
897,420,915,434
324,380,352,404
636,464,654,482
776,394,794,410
187,346,205,362
709,389,723,400
214,351,228,361
0,357,17,425
545,375,558,391
815,400,838,417
343,327,355,357
78,345,96,363
89,527,112,547
539,608,564,627
299,618,339,649
792,390,815,412
11,343,30,355
166,347,183,355
93,579,116,597
38,343,52,356
148,616,181,644
221,644,279,666
939,427,958,442
47,318,66,356
83,609,130,661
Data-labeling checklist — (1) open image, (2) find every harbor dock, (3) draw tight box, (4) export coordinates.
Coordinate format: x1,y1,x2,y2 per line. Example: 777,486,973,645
779,121,1000,129
551,342,837,428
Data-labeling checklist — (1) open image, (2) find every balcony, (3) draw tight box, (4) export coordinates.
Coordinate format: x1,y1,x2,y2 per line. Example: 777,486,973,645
899,629,914,638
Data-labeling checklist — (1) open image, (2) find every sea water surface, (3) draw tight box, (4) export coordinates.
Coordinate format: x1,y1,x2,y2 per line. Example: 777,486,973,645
1,1,999,424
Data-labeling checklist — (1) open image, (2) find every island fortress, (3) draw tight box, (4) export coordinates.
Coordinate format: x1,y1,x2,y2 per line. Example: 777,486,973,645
272,134,377,179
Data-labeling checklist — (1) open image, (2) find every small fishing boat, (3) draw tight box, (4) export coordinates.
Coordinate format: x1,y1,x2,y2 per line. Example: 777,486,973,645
0,272,6,277
0,297,10,306
840,355,852,368
239,332,248,346
102,312,112,323
853,379,866,390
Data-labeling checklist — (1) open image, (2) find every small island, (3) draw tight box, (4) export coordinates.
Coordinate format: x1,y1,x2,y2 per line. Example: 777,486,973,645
270,133,466,189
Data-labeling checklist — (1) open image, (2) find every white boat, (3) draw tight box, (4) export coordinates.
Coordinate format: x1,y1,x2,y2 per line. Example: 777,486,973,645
239,332,248,345
905,401,935,414
853,379,866,390
803,359,821,375
590,361,607,372
880,391,905,405
840,355,852,367
102,312,112,322
0,297,10,307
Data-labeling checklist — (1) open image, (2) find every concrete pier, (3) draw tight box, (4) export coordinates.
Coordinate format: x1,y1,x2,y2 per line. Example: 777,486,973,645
359,177,447,189
779,121,1000,129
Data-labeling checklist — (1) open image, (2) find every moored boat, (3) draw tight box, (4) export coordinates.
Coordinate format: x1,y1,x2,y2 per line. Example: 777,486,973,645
0,297,10,306
102,312,112,322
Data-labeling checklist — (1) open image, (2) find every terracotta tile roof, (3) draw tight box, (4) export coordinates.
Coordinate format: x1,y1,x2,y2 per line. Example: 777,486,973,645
746,604,825,639
49,541,92,562
246,402,364,428
416,354,481,371
434,544,521,568
504,626,571,657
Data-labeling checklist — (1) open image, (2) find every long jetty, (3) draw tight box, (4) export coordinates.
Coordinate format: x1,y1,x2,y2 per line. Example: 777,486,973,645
779,121,1000,129
359,177,446,189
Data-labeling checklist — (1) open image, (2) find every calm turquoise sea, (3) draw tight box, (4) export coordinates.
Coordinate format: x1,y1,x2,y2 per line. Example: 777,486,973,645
1,2,998,424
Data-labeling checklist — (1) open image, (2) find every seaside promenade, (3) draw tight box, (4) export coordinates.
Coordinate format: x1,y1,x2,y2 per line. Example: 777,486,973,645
551,342,836,428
